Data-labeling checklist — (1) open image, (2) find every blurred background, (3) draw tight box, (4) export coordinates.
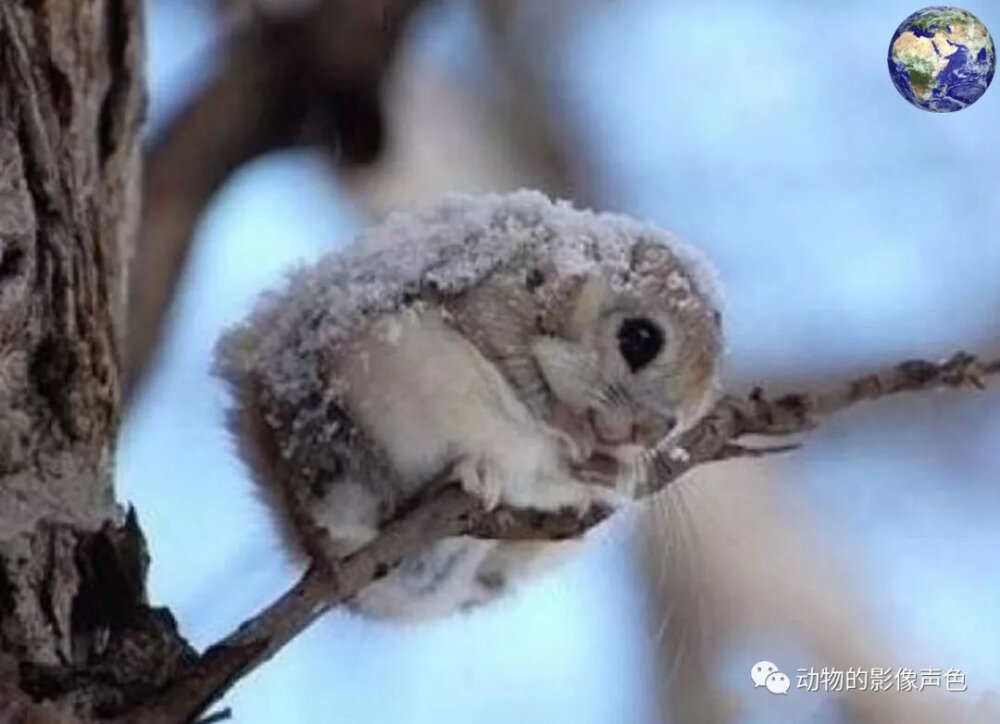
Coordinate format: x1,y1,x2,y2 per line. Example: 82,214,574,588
119,0,1000,721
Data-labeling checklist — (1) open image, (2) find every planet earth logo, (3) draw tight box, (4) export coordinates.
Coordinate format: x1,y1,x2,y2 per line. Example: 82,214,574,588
888,6,995,112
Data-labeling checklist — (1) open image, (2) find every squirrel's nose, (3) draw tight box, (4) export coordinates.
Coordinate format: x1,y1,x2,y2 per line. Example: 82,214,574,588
590,409,633,444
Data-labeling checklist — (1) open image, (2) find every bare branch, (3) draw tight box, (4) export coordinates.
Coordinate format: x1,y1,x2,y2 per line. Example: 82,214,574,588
117,351,1000,723
194,707,232,724
125,0,430,405
714,441,801,461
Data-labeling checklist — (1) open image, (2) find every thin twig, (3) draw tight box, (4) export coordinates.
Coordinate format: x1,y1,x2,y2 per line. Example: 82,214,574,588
116,352,999,723
714,441,801,461
195,708,233,724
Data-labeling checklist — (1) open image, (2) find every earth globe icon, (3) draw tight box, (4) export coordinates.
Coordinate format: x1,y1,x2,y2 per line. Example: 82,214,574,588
888,6,995,112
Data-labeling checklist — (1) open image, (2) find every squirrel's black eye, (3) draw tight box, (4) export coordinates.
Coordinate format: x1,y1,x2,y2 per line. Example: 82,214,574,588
617,317,664,372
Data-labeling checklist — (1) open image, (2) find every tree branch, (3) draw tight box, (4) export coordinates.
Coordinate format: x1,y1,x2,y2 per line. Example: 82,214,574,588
117,351,1000,723
124,0,431,405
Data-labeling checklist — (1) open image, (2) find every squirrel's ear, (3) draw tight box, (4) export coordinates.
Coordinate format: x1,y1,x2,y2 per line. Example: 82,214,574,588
530,337,602,411
563,275,610,342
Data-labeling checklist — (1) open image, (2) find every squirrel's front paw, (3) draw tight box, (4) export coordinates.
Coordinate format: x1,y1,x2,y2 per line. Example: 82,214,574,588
454,451,627,517
454,456,507,511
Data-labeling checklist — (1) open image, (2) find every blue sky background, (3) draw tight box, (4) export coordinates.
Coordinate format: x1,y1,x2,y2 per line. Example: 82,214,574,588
121,1,1000,721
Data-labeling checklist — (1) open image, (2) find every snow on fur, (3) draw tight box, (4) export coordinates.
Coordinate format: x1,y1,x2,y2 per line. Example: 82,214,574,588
214,190,720,461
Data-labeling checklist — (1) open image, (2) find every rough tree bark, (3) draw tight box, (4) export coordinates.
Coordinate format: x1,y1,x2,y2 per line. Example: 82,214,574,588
0,1,194,721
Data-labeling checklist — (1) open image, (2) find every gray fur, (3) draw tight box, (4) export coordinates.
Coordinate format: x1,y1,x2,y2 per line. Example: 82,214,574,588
214,190,722,617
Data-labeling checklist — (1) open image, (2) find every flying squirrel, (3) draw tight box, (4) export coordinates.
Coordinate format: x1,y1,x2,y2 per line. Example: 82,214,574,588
214,190,723,619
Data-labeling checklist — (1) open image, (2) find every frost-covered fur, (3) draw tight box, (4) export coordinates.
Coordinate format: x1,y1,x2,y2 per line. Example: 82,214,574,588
215,190,722,619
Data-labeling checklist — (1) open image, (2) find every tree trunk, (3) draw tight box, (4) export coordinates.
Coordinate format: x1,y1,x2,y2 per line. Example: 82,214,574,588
0,2,194,720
